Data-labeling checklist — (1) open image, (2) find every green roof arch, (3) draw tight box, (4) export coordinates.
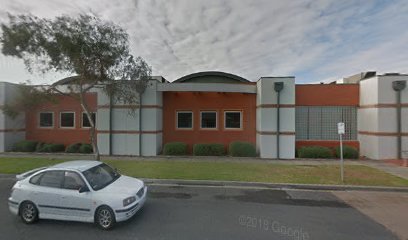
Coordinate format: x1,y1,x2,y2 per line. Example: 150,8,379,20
173,71,250,83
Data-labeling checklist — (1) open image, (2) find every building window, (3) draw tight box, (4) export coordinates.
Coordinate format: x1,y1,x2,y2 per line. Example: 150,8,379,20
201,111,217,129
60,112,75,128
225,111,242,129
39,112,54,128
295,106,357,140
82,112,96,128
177,111,193,129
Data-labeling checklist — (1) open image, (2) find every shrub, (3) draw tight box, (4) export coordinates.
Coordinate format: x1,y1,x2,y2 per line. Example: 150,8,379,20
38,143,65,153
35,142,44,152
163,142,187,155
65,143,82,153
297,146,333,158
79,144,93,154
193,143,225,156
12,140,38,152
229,141,256,157
335,145,359,159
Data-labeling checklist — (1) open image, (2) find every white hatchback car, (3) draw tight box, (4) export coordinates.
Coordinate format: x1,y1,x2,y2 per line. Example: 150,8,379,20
8,160,147,229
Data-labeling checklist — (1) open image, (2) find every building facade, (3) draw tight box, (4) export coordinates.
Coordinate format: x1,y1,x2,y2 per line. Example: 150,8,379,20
0,71,407,160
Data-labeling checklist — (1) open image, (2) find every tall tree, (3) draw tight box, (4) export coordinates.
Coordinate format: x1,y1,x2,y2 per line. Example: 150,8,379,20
1,14,151,160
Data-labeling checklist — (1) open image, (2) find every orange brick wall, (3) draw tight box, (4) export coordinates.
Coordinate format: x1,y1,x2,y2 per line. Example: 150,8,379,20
295,84,360,150
163,92,257,152
25,93,97,146
296,84,359,106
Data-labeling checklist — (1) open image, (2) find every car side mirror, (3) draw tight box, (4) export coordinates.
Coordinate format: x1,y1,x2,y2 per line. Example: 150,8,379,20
79,186,90,193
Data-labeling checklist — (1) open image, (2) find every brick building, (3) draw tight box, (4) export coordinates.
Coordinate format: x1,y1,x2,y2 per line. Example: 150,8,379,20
0,71,407,160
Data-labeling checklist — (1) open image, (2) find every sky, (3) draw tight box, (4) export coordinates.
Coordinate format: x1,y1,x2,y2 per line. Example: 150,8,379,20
0,0,407,84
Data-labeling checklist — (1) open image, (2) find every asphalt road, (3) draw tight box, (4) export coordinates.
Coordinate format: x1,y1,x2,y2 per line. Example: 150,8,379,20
0,177,398,240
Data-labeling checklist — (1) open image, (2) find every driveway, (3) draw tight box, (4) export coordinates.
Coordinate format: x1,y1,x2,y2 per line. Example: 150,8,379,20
0,177,399,240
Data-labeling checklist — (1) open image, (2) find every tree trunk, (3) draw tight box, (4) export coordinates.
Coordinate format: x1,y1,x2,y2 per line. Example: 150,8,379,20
79,92,100,161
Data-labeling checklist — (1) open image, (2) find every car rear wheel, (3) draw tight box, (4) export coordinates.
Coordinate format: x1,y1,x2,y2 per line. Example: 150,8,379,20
20,201,38,224
96,206,115,230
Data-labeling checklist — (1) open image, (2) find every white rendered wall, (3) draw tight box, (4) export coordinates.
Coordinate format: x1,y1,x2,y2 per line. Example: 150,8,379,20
358,75,408,160
0,82,26,152
256,77,295,159
96,79,163,156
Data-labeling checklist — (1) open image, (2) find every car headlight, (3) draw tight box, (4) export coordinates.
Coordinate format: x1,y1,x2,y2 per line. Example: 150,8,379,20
123,196,136,207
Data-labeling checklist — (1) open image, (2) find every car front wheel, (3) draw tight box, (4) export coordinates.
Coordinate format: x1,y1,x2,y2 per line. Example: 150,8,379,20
20,201,38,224
96,206,115,230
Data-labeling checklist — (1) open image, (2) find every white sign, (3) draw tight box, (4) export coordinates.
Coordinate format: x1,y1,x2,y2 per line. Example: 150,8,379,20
337,122,345,135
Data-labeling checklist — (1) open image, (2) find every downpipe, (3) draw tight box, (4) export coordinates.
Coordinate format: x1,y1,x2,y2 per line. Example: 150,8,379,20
274,82,284,159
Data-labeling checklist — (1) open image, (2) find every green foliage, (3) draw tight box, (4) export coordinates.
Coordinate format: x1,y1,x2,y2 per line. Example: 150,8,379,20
38,143,65,152
79,144,93,154
1,14,152,158
163,142,188,155
335,145,359,159
297,146,334,158
65,143,82,153
35,142,44,152
1,14,151,87
0,84,57,119
228,141,256,157
193,143,225,156
12,140,38,152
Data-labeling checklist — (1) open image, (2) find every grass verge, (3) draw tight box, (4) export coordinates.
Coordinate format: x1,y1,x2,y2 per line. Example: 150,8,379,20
0,157,407,187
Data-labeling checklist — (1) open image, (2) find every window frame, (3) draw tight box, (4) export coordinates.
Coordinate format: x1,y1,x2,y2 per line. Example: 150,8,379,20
63,171,87,190
81,112,96,128
29,172,45,185
176,111,193,130
224,111,243,130
59,111,76,129
37,170,65,189
38,112,54,128
200,111,218,130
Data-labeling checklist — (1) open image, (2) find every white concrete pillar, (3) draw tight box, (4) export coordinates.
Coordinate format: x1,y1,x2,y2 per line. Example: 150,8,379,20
0,82,26,152
358,75,408,160
256,77,295,159
96,78,163,156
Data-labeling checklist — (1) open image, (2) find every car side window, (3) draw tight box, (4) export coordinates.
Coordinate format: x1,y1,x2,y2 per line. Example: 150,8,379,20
38,170,64,188
29,172,44,185
63,171,85,190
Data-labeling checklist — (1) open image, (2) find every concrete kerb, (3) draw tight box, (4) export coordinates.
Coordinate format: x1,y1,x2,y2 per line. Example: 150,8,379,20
1,174,407,192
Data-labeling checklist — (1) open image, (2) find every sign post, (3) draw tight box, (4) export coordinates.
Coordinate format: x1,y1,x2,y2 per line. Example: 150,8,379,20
337,122,345,183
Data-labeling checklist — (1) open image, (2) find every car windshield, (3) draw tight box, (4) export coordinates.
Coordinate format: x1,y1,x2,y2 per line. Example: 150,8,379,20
82,163,120,191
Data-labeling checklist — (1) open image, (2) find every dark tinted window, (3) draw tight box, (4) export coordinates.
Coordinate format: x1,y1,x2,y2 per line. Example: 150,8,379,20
201,112,217,129
82,112,96,128
63,171,85,190
39,171,64,188
225,112,241,129
60,112,75,128
29,173,44,185
39,112,53,127
177,112,193,129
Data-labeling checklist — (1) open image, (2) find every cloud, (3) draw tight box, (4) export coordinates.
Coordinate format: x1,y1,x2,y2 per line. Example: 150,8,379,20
0,0,407,84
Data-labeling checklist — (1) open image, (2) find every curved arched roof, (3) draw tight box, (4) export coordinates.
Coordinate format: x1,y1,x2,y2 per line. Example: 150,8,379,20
173,71,250,83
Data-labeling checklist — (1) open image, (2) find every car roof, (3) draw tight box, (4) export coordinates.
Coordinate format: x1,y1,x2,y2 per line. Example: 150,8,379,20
48,160,102,172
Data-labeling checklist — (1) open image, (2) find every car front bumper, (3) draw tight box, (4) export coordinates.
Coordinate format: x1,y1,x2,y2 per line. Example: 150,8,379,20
114,186,147,222
8,197,19,215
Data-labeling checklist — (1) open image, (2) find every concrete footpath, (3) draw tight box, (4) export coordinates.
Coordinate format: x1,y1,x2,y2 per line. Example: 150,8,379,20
334,191,408,240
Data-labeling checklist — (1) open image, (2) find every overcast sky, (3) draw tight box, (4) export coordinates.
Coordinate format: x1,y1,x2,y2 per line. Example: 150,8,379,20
0,0,407,84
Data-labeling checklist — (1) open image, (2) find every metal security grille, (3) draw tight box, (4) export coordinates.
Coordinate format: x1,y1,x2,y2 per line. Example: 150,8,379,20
296,106,357,140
